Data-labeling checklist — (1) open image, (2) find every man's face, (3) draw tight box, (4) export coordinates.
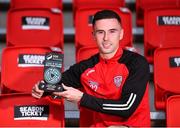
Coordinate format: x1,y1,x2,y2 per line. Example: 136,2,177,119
93,18,123,59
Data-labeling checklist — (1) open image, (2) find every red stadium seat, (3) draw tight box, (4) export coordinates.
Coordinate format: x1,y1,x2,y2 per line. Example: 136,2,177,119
144,8,180,63
136,0,180,26
76,46,138,62
75,7,133,62
0,93,64,127
73,0,125,10
76,45,99,62
154,47,180,110
6,6,63,48
1,46,63,93
166,95,180,126
73,0,125,22
10,0,63,10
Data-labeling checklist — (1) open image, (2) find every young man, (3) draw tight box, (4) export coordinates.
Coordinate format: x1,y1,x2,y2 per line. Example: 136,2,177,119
32,10,150,127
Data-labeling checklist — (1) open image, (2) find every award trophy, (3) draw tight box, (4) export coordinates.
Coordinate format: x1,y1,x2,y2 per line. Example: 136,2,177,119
39,52,64,93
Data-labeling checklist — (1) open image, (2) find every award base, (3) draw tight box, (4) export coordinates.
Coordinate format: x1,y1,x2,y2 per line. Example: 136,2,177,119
38,82,64,99
38,82,64,92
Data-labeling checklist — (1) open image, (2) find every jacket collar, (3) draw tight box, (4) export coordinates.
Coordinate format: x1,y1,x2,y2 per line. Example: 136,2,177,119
99,47,123,63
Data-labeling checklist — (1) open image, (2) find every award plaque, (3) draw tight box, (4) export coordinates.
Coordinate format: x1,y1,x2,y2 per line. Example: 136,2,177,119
39,52,64,92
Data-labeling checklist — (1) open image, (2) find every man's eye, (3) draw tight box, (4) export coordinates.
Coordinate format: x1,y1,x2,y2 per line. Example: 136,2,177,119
97,31,104,34
110,30,116,33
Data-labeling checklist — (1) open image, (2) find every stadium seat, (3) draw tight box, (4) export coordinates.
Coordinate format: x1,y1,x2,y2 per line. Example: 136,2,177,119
144,8,180,63
76,45,99,62
136,0,180,26
6,6,63,48
1,46,63,93
166,95,180,126
73,0,125,23
75,7,133,62
154,47,180,110
0,93,64,127
10,0,63,10
76,46,138,63
73,0,125,10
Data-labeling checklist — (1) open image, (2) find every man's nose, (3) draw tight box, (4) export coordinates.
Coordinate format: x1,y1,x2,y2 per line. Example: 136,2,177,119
103,32,108,41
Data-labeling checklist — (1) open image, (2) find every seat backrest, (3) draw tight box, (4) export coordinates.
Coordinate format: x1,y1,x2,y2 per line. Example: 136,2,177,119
154,47,180,110
75,7,132,53
73,0,125,25
10,0,63,10
73,0,125,12
76,45,99,62
6,7,63,48
0,93,64,127
76,46,138,63
144,8,180,63
1,46,63,93
136,0,180,26
167,95,180,127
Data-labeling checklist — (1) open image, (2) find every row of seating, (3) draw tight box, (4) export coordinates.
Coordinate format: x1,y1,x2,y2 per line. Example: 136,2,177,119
3,0,180,64
154,47,180,126
137,1,180,126
144,8,180,63
0,0,65,127
136,0,180,27
0,0,180,127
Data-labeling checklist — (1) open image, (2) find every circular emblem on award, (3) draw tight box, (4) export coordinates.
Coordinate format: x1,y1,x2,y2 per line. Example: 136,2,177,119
44,67,61,85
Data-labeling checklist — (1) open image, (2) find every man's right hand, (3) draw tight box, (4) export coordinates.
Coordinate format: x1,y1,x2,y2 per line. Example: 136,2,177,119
32,80,45,99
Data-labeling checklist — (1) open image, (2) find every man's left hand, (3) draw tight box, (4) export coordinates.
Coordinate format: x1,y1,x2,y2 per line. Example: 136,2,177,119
53,83,83,103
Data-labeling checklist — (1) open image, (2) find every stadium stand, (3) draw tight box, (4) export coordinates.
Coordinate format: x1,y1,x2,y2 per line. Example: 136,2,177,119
144,8,180,63
154,47,180,110
0,93,64,127
74,7,132,62
136,0,180,26
2,0,180,127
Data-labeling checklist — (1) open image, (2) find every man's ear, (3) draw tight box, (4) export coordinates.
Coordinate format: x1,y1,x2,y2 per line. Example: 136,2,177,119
119,29,124,40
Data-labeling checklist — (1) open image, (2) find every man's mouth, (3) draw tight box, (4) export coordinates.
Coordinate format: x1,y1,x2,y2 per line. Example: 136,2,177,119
102,43,111,49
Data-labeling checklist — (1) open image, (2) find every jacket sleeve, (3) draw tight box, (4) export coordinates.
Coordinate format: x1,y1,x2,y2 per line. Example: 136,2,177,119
80,54,150,118
60,54,99,88
60,63,83,88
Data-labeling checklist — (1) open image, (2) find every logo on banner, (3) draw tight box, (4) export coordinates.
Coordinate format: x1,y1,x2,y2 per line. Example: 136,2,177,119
114,76,122,88
158,16,180,25
88,15,94,25
18,54,45,67
169,56,180,67
14,105,49,120
22,16,50,30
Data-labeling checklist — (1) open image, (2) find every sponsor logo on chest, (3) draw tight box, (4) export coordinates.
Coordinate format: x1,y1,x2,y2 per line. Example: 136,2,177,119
88,80,99,91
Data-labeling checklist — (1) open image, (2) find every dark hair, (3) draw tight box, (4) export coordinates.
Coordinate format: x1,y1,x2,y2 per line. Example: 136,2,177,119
92,9,121,26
